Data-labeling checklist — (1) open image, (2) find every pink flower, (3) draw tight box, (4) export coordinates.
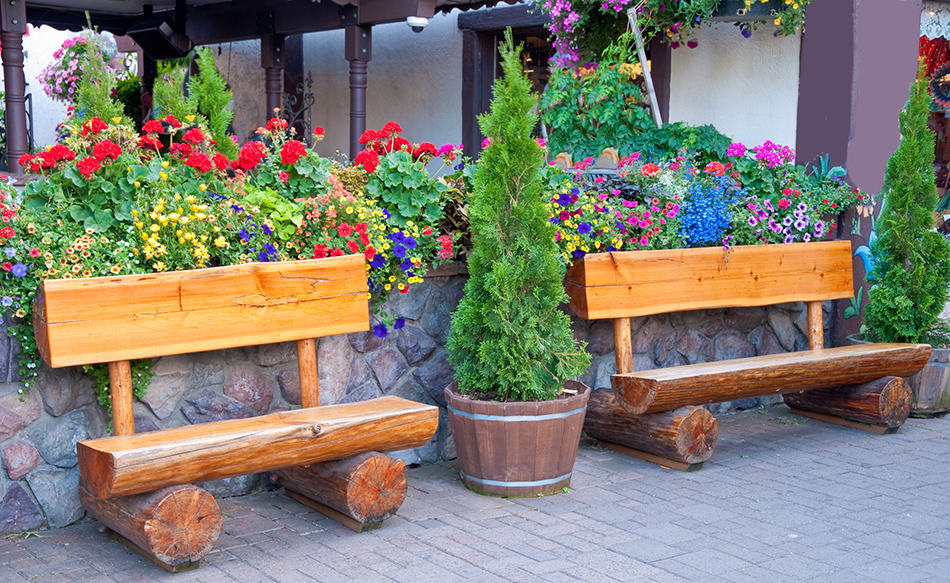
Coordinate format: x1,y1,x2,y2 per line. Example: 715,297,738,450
278,171,290,183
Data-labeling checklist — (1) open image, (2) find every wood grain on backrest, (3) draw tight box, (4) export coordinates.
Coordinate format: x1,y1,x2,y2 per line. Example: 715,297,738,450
35,254,369,367
565,241,854,320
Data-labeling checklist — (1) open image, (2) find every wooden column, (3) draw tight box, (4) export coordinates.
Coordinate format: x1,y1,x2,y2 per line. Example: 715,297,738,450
261,33,286,118
108,360,135,436
1,0,28,177
613,317,633,375
345,25,372,159
297,338,319,408
807,301,823,350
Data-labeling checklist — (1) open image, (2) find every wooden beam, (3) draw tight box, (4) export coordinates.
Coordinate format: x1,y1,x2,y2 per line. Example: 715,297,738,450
612,343,932,415
457,4,547,31
108,360,135,436
358,0,437,25
78,396,438,499
460,28,494,158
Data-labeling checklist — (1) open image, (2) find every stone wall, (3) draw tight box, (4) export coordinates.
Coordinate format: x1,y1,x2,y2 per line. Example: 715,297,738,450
0,266,813,533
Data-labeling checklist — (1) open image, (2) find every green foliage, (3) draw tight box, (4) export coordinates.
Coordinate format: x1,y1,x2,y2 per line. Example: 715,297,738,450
74,33,126,123
152,68,197,123
188,48,238,160
447,30,590,402
114,76,142,129
864,67,950,344
84,360,155,418
365,150,448,228
627,122,731,165
541,34,654,159
241,183,303,242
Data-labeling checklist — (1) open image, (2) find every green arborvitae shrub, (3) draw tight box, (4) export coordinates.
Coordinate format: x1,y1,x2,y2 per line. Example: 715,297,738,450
188,47,238,160
446,30,590,402
74,32,126,123
152,68,197,123
864,67,950,344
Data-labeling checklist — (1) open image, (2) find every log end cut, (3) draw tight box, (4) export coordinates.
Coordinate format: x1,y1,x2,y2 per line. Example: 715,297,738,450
674,406,719,464
143,486,222,566
878,376,911,429
344,453,407,523
610,374,654,415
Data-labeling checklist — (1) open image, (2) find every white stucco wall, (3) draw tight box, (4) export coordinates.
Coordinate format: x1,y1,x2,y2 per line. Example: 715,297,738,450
304,11,463,157
668,22,800,149
0,25,71,149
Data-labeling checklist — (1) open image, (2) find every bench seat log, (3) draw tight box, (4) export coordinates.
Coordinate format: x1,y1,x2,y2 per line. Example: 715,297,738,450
78,396,438,499
784,376,911,432
612,344,931,415
584,389,718,470
78,484,221,572
275,452,407,532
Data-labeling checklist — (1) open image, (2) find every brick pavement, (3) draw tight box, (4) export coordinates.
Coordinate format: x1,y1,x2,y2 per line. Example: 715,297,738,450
1,405,948,582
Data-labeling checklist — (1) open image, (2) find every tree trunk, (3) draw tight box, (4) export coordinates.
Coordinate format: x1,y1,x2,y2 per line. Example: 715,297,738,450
584,388,718,467
784,376,910,430
78,484,221,572
275,452,406,532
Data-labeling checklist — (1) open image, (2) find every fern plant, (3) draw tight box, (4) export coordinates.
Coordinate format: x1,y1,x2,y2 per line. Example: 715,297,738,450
863,66,950,344
188,48,238,160
152,68,197,123
447,30,590,402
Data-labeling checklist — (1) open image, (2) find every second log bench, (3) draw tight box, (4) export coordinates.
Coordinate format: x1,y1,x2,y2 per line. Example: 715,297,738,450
566,241,930,469
33,254,438,570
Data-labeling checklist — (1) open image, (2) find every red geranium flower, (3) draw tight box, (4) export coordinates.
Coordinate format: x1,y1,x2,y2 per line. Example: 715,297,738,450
337,222,353,237
313,244,328,259
81,117,108,136
280,140,307,165
164,115,182,128
704,161,725,176
139,135,163,151
354,149,380,173
412,142,438,160
212,152,229,171
169,142,192,158
92,139,122,162
76,156,101,179
266,117,289,132
278,171,290,183
640,163,662,178
185,153,213,173
314,126,325,137
382,121,402,137
359,129,379,145
142,119,163,134
181,128,205,144
232,141,266,171
347,240,360,254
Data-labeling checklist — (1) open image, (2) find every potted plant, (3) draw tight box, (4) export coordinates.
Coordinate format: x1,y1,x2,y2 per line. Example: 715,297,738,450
862,68,950,415
445,31,592,498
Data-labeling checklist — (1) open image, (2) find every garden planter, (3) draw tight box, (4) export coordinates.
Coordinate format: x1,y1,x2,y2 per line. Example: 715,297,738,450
848,334,950,416
444,381,591,497
565,242,854,320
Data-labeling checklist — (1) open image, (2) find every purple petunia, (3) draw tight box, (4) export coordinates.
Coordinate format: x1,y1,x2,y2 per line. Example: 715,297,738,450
373,323,388,338
393,317,405,330
578,222,592,235
1,296,12,307
11,263,27,277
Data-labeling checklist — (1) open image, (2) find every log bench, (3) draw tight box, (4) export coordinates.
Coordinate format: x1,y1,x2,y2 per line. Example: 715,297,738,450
566,241,931,470
33,255,438,570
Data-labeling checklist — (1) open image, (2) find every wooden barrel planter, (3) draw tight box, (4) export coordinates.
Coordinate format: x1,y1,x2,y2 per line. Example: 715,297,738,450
444,381,591,497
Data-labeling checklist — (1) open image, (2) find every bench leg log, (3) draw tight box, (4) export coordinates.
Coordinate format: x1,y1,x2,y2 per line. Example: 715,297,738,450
78,484,222,572
783,376,911,434
275,452,407,532
584,388,718,471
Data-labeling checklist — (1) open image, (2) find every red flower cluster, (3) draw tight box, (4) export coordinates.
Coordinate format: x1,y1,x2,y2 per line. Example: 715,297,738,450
164,115,182,129
185,153,213,173
311,221,371,259
704,161,725,176
213,152,229,171
354,149,380,173
0,226,14,239
232,141,266,171
138,135,162,151
169,142,193,159
412,142,438,161
181,128,205,144
437,234,454,260
81,117,108,136
92,139,122,162
359,122,411,155
266,117,289,132
280,140,307,166
19,145,76,172
142,120,163,134
640,162,662,178
75,156,101,180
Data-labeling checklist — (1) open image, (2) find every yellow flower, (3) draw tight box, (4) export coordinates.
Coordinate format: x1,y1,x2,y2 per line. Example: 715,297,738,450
199,184,207,192
384,284,391,291
185,115,196,123
153,261,166,271
774,17,782,25
112,116,122,124
160,172,168,181
150,224,160,232
161,161,169,169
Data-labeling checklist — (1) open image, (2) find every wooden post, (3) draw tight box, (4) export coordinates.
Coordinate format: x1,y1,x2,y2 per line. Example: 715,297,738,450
1,0,28,176
297,338,319,408
345,24,372,159
807,301,823,350
613,317,634,374
108,360,135,436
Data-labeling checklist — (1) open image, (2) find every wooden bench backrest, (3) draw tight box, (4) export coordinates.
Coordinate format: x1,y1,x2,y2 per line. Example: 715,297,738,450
33,254,369,435
564,241,855,374
35,254,369,368
565,241,854,320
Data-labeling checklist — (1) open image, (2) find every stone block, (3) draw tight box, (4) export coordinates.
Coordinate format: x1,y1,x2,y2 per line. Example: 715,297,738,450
412,349,453,406
152,355,193,376
677,329,709,364
750,327,785,356
223,365,276,415
26,409,89,468
349,330,385,353
592,354,617,390
347,357,373,393
0,483,43,535
368,348,408,393
199,474,262,498
633,352,656,371
388,378,435,406
133,415,161,433
2,442,40,481
317,334,352,404
588,320,615,355
654,329,678,364
713,331,755,361
339,381,381,404
181,389,253,425
34,366,95,417
633,316,668,353
191,358,227,388
724,307,768,332
396,325,437,366
140,369,190,420
26,465,83,528
0,406,27,443
385,280,431,321
0,385,42,426
255,342,296,367
277,367,300,406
